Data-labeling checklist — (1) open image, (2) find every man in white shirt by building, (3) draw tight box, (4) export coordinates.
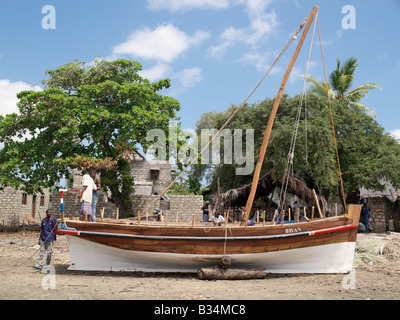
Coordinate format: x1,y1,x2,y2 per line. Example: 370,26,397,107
213,212,225,226
79,169,97,221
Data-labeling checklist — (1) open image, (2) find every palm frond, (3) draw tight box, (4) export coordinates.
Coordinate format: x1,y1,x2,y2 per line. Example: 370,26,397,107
349,101,377,119
305,74,336,99
336,74,354,98
340,56,358,76
346,83,382,102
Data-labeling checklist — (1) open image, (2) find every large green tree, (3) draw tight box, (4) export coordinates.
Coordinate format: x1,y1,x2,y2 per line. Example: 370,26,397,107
196,94,400,204
0,58,181,214
307,56,381,118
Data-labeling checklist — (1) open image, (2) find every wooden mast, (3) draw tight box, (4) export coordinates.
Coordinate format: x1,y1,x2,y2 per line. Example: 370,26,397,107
242,5,319,226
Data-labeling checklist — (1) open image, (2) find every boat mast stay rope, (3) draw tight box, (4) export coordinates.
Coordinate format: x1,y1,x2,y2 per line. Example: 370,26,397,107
279,12,348,217
316,14,348,215
141,16,310,216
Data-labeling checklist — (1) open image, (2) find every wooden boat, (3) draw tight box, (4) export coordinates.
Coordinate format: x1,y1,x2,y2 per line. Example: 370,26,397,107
58,205,360,273
57,6,362,274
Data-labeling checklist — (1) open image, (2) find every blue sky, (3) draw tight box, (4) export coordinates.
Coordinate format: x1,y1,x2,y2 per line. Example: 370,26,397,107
0,0,399,140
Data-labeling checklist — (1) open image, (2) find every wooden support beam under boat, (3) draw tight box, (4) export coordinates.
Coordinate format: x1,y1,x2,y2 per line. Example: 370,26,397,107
197,266,267,280
242,5,319,226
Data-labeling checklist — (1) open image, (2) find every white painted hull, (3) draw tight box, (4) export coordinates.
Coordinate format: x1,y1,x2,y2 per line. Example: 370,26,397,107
66,235,355,274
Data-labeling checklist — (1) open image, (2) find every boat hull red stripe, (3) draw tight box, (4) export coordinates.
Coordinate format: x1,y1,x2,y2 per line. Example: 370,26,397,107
59,230,79,236
312,225,357,235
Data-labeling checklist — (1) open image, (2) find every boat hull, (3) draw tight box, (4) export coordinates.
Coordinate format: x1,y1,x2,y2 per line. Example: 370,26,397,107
66,234,356,273
59,204,361,274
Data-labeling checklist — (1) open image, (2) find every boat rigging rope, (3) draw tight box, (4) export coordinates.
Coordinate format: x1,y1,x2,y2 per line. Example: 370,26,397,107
141,16,310,215
316,14,348,215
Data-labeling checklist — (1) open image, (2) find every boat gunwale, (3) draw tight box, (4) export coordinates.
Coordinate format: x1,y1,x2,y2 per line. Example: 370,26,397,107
57,220,358,242
60,214,349,230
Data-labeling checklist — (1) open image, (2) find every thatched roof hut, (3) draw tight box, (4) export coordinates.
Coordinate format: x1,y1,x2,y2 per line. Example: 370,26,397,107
214,168,327,214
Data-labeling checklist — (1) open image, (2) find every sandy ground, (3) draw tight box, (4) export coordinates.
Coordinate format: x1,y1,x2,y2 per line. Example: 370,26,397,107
0,230,400,301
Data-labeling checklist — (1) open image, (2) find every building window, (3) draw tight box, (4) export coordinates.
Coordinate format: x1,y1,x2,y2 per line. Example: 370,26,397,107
40,196,45,207
150,169,160,180
22,193,27,205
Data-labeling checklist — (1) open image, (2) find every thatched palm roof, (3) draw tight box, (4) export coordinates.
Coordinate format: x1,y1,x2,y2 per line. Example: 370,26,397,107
215,168,327,213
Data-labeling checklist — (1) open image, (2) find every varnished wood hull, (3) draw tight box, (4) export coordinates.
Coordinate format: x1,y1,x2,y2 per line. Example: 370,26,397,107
58,205,361,273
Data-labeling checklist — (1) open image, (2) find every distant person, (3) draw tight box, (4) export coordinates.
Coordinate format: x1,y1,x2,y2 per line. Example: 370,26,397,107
361,203,370,233
213,212,225,226
387,215,395,232
90,170,101,222
34,209,57,270
154,209,163,221
201,201,210,222
368,210,375,232
293,201,300,214
78,169,97,221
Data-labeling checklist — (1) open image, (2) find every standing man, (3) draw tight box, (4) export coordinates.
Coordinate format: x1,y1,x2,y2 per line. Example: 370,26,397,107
201,201,210,222
90,170,101,222
79,169,96,221
34,209,57,270
361,203,370,233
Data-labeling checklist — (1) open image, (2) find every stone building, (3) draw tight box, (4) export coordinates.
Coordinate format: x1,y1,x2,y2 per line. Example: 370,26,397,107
359,181,400,233
49,154,203,222
130,154,172,196
0,187,50,229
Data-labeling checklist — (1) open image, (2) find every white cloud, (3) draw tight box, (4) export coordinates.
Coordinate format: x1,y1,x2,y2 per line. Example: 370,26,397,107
239,51,275,72
175,67,203,88
390,129,400,141
207,41,234,60
112,24,209,63
336,28,343,39
147,0,230,12
207,0,278,66
0,79,42,116
139,63,171,81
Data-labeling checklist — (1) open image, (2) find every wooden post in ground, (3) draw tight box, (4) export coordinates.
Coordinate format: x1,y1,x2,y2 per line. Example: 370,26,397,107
116,208,119,220
224,212,227,227
313,189,323,218
272,210,278,224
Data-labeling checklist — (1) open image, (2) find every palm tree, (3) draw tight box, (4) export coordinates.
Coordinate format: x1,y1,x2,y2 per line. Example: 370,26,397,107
307,56,381,118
